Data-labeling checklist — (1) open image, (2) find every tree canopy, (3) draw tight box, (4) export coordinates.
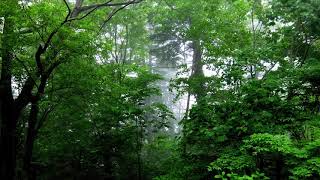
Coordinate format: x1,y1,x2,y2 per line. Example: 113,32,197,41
1,0,320,179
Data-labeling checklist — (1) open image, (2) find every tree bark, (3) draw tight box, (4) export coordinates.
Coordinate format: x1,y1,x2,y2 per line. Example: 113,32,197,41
0,2,20,178
0,101,18,180
23,101,39,180
190,39,205,100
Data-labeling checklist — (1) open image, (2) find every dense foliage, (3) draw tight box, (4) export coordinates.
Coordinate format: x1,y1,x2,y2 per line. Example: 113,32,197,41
1,0,320,180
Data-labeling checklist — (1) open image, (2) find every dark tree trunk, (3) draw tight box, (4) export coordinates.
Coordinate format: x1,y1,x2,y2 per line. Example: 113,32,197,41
190,39,205,100
0,100,18,180
23,101,39,180
275,154,285,180
0,3,19,178
191,40,203,78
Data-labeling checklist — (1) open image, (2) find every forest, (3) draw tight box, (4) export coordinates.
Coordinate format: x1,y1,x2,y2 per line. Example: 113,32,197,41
0,0,320,179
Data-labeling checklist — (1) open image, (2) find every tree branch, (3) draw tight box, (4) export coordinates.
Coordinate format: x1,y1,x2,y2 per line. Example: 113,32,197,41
63,0,72,22
78,0,139,14
262,62,276,80
99,3,133,31
69,0,142,22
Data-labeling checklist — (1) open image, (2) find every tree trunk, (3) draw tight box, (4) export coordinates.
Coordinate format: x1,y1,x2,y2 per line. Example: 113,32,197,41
190,39,205,100
275,154,284,180
0,101,18,180
23,101,39,180
0,2,19,178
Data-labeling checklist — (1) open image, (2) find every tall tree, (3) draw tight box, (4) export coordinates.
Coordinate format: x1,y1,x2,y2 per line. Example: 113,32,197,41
0,0,142,179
